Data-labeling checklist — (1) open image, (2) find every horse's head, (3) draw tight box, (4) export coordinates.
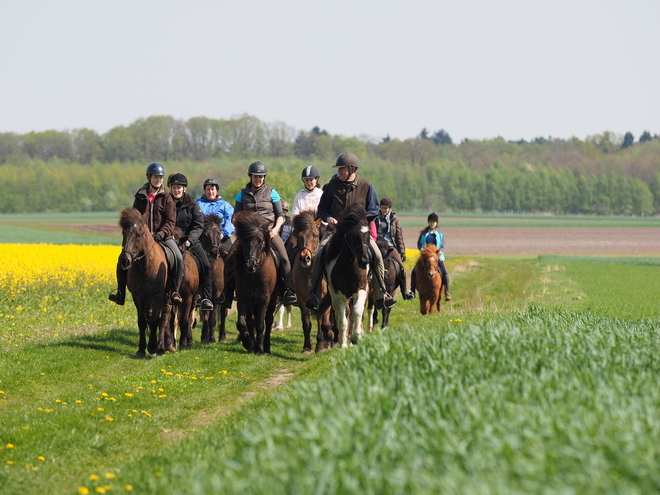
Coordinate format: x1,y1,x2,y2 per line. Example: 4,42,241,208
337,203,371,269
119,207,152,270
292,211,322,268
201,214,224,258
234,210,270,274
420,245,440,279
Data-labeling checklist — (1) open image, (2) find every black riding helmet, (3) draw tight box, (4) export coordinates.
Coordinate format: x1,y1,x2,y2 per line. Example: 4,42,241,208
247,161,268,176
146,162,165,176
333,152,359,169
203,178,220,190
301,165,320,180
167,173,188,187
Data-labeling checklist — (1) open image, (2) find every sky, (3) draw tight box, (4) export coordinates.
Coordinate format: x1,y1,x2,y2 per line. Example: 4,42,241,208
1,0,659,143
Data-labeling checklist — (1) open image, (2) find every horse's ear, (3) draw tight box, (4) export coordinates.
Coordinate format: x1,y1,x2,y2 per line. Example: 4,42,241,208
141,210,150,223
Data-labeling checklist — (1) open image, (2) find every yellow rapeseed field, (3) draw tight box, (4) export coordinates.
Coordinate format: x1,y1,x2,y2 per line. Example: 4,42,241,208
0,244,118,296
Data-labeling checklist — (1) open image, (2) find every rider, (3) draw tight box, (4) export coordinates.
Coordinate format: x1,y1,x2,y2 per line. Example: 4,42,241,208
233,161,297,306
278,200,294,244
376,197,415,300
167,173,214,312
305,152,396,310
109,162,183,306
292,165,323,217
196,178,235,255
411,212,451,301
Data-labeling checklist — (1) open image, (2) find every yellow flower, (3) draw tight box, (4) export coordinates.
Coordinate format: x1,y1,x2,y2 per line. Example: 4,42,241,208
105,473,117,479
123,485,133,491
6,443,14,449
38,456,45,461
78,488,90,495
104,417,114,422
89,474,99,480
124,393,134,397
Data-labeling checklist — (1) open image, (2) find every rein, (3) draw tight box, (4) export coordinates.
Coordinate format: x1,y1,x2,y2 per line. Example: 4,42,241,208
123,236,158,262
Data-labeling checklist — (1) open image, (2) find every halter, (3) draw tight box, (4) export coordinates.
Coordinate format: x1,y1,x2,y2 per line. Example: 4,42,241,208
122,226,158,262
343,230,369,259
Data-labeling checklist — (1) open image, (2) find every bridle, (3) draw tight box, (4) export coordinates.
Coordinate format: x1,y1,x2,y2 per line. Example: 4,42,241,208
122,225,157,263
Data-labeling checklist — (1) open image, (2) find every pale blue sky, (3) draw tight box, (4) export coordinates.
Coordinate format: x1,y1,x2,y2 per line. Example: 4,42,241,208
1,0,658,142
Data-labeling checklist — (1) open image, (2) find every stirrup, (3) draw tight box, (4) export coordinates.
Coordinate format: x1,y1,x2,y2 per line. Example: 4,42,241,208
171,291,183,305
108,289,125,306
283,289,297,305
383,294,397,309
305,294,320,310
200,298,213,311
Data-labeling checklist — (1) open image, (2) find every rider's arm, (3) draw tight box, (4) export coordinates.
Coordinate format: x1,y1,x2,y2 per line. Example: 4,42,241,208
188,203,205,243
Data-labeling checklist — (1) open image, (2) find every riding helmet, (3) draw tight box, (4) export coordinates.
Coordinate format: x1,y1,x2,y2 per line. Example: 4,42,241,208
281,200,290,211
167,173,188,187
428,212,439,223
333,152,359,169
301,165,321,180
380,197,393,208
248,161,268,176
203,178,220,190
146,162,165,176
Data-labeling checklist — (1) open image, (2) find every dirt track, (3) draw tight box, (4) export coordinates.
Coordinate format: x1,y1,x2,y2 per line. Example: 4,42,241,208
58,223,659,256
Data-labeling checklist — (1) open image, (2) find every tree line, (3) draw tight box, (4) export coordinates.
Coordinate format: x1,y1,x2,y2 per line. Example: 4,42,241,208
0,115,658,216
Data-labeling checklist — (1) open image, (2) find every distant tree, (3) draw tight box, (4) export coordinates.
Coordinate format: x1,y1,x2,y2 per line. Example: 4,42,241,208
418,128,430,140
311,126,328,136
431,129,453,145
621,132,635,149
639,130,653,143
0,133,24,163
586,131,622,154
23,130,72,161
382,134,391,143
71,128,102,164
533,136,548,145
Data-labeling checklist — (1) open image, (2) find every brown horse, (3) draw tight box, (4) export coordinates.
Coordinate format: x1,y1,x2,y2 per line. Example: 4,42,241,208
231,210,279,354
199,214,229,344
118,207,175,355
368,237,398,331
322,203,371,348
289,210,335,353
171,240,199,349
415,245,444,315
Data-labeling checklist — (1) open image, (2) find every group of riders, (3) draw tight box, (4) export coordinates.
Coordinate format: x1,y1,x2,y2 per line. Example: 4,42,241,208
108,152,451,312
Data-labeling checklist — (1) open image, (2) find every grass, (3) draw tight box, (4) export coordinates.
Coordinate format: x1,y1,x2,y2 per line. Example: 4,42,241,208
398,213,660,228
1,243,660,494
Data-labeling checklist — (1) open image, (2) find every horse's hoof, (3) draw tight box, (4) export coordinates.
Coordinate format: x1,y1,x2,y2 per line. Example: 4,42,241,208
136,350,146,357
166,345,177,352
302,349,313,355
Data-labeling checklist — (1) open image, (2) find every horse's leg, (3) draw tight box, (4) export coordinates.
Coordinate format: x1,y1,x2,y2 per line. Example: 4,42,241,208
300,306,313,354
147,304,161,355
236,302,251,351
218,306,228,343
350,290,368,344
201,309,210,345
331,293,350,348
285,305,292,328
382,306,391,330
275,303,284,331
136,301,148,357
263,302,276,355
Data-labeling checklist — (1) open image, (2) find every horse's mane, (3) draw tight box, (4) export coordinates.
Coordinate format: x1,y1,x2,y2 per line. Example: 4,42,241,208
419,244,440,261
119,207,144,230
292,210,317,233
327,203,368,256
204,213,223,228
233,210,271,246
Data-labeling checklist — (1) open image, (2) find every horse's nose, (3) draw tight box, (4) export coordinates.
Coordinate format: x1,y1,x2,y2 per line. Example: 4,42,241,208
302,254,311,265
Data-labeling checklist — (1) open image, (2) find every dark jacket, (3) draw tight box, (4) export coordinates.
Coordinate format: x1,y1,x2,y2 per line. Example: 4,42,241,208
173,192,205,246
133,183,176,240
234,183,283,229
318,174,379,222
377,210,406,255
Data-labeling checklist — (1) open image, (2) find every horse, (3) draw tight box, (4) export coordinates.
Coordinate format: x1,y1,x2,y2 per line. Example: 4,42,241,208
168,233,200,349
273,302,292,331
199,214,229,344
368,237,398,331
289,210,335,353
118,207,175,356
322,203,371,348
231,210,279,354
415,245,445,315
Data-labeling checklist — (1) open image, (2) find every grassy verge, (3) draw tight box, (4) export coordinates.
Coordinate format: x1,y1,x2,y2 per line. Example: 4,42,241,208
1,249,659,494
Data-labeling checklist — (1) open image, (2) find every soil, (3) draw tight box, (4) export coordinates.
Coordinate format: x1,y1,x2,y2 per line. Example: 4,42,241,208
55,223,660,256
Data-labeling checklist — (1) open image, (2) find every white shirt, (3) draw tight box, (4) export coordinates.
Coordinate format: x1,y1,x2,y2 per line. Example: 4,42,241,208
292,187,324,217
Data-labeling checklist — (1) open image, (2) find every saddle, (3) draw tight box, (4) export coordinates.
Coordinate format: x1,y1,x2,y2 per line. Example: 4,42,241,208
159,241,180,286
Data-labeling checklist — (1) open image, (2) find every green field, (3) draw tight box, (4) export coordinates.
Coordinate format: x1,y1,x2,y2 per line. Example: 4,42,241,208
1,230,659,493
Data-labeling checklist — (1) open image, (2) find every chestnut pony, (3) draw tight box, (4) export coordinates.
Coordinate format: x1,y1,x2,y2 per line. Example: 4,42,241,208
118,207,175,355
231,210,279,354
414,245,445,315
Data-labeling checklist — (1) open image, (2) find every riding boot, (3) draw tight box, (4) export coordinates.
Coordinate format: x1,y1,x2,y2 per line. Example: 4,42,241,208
108,263,127,305
283,270,297,306
439,262,451,301
396,259,415,300
410,266,417,295
171,259,183,305
369,239,396,309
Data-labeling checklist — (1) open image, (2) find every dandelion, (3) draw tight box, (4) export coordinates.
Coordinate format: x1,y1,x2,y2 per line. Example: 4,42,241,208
6,443,14,449
98,407,105,411
123,485,133,491
78,488,90,495
124,393,134,397
89,474,100,480
7,460,13,465
104,473,117,479
38,456,45,461
95,488,106,494
104,417,114,422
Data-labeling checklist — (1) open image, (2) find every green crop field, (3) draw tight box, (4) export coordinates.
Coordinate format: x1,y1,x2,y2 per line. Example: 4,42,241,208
1,226,659,494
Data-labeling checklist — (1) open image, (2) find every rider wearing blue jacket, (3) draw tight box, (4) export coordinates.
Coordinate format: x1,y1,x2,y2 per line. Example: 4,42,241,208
412,212,451,301
196,178,235,239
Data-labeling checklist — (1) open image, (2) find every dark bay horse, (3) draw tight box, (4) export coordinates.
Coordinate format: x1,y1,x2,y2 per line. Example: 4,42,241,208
368,237,398,331
322,203,371,348
170,237,199,349
199,214,229,344
289,210,334,353
415,245,445,315
232,210,279,354
118,207,174,355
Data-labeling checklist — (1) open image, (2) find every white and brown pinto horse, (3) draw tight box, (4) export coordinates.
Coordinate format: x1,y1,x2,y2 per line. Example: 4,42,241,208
322,203,371,348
